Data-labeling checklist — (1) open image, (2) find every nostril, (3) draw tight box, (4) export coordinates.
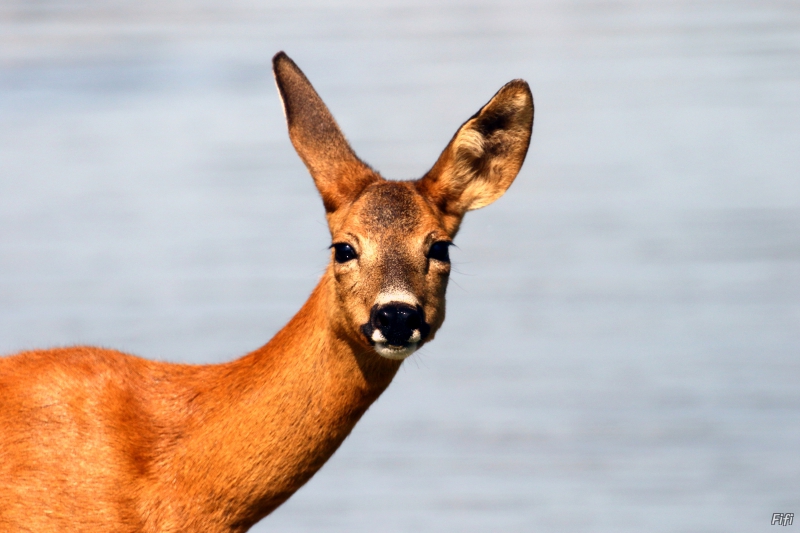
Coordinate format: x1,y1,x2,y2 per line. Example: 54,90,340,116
377,308,394,328
406,313,421,330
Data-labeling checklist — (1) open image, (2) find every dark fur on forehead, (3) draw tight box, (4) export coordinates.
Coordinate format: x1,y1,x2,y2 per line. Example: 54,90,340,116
359,182,421,232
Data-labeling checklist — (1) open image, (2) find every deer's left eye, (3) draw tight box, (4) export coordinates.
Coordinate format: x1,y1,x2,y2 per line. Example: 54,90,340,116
428,241,452,263
332,243,357,263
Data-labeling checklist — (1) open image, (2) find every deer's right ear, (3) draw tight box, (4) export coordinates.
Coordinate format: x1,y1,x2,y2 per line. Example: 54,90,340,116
273,52,377,213
416,80,533,234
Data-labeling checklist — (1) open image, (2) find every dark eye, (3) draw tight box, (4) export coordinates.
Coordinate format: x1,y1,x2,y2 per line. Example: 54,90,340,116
428,241,452,263
332,243,357,263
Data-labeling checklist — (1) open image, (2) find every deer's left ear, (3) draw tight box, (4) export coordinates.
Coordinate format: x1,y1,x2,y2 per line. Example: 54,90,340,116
416,80,533,232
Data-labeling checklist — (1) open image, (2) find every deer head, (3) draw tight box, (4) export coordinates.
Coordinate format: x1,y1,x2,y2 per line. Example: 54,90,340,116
273,52,533,360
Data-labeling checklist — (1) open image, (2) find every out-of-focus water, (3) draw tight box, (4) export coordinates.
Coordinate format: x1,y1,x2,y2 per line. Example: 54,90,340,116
1,1,799,531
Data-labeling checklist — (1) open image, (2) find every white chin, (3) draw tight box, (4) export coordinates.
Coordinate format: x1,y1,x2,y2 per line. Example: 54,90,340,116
374,342,418,360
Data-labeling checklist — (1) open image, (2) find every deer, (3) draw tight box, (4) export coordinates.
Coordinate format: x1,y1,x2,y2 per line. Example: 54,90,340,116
0,52,533,532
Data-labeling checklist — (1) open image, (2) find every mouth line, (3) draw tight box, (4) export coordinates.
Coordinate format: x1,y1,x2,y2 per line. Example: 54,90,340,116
372,341,419,360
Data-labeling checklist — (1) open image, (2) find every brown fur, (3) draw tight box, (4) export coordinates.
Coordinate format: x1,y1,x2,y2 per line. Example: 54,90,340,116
0,52,533,532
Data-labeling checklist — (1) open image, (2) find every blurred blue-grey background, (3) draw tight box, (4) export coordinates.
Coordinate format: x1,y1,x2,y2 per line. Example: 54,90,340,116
1,1,798,532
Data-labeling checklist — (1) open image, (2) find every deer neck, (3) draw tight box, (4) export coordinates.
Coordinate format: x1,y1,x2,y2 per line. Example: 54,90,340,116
166,268,401,529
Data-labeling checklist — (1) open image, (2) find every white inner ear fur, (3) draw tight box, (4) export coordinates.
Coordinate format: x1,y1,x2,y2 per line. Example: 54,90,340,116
455,128,485,158
509,91,530,109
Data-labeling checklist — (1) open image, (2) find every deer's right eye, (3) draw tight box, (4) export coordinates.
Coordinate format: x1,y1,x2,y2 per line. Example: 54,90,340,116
332,243,357,263
428,241,452,263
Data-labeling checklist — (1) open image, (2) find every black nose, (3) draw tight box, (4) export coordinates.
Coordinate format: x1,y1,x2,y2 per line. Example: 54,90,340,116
370,304,427,346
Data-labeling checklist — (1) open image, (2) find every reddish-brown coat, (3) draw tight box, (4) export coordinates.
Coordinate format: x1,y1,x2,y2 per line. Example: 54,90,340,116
1,274,397,532
0,52,532,532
